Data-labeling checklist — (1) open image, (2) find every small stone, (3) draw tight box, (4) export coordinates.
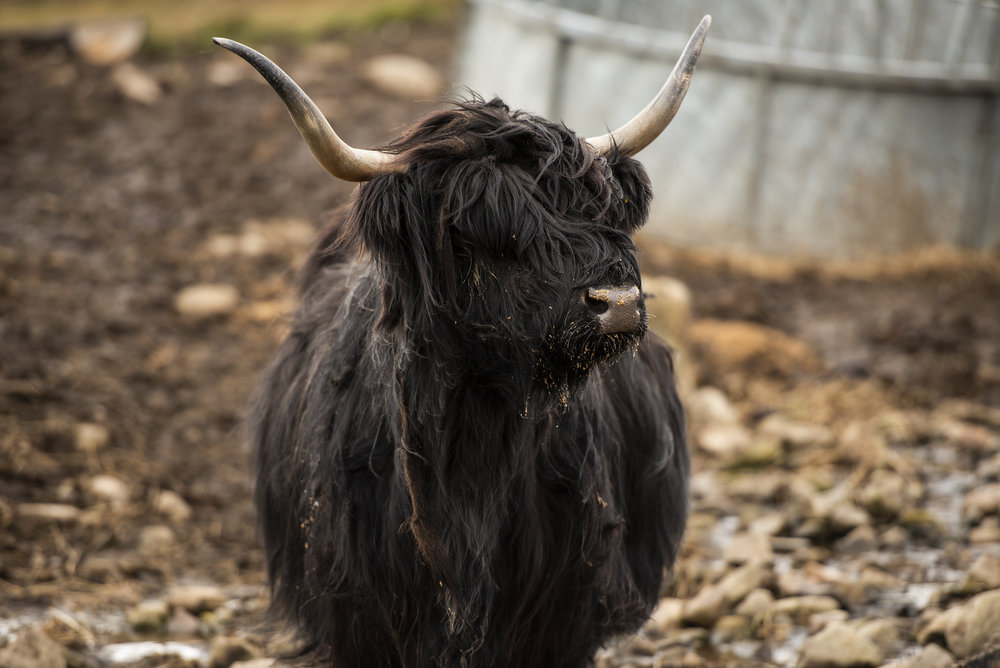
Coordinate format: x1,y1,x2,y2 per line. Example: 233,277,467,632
896,643,954,668
645,597,683,634
963,483,1000,522
153,489,192,523
70,17,146,65
138,525,176,555
857,617,907,661
880,525,908,548
0,627,66,668
757,414,834,449
362,54,444,99
17,503,80,523
166,606,201,636
685,386,740,425
960,553,1000,594
74,422,109,452
682,561,768,627
855,469,921,521
85,474,129,504
207,58,249,87
837,421,890,469
807,609,849,633
126,599,169,633
836,525,877,553
43,609,95,650
175,283,239,318
768,595,841,624
797,621,883,668
712,614,752,643
723,531,773,565
167,584,226,614
696,423,753,459
208,636,259,668
943,589,1000,659
111,62,162,105
735,588,773,618
643,276,692,346
231,661,276,668
970,516,1000,543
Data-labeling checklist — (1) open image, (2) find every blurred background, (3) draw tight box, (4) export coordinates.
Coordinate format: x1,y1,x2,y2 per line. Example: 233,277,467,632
1,1,999,667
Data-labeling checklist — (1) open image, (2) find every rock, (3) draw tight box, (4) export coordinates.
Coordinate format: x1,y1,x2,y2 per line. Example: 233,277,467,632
43,609,95,649
361,54,444,99
757,414,834,450
734,588,773,618
682,561,768,627
768,595,841,624
175,283,239,318
231,661,276,668
17,503,80,523
712,614,752,643
855,469,921,521
74,422,109,452
208,636,259,668
166,606,201,636
932,416,1000,453
837,421,891,469
111,63,162,105
723,531,773,565
70,17,146,65
685,386,740,425
942,589,1000,659
126,599,169,633
644,597,683,634
963,483,1000,522
643,275,692,346
167,584,226,614
207,58,249,87
696,423,753,459
857,617,908,660
153,489,192,523
970,517,1000,543
960,553,1000,594
688,319,822,379
836,525,877,553
917,606,962,646
85,474,129,504
0,627,67,668
895,643,954,668
797,621,882,668
137,524,176,555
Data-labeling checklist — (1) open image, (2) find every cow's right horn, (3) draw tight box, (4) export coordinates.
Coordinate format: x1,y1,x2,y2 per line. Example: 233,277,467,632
585,15,711,157
212,37,402,183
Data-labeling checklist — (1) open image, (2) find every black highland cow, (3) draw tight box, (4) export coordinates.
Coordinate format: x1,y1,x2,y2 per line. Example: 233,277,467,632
215,16,710,668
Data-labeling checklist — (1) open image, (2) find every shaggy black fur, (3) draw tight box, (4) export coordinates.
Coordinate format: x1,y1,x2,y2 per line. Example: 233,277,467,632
250,98,688,667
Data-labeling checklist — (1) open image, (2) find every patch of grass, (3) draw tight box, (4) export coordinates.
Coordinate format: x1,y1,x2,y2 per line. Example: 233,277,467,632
0,0,459,52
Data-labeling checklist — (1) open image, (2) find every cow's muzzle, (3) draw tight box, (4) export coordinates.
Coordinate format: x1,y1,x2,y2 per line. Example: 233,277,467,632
583,285,642,334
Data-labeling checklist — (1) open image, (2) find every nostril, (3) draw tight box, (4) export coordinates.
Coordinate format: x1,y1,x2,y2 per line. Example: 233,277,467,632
585,293,610,315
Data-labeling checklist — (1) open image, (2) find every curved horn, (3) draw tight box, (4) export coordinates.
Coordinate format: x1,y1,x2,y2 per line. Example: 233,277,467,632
586,15,711,157
212,37,401,182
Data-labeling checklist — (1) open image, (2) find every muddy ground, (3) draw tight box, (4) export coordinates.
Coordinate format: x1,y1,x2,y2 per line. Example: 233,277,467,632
2,15,999,668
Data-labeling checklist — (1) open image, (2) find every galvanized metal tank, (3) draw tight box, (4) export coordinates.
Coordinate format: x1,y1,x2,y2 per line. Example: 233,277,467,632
458,0,1000,258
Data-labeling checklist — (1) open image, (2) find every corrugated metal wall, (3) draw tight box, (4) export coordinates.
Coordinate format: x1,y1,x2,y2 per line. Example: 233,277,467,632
459,0,1000,258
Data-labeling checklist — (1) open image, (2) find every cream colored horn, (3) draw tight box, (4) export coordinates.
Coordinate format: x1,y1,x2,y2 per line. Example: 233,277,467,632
585,15,711,157
212,38,402,182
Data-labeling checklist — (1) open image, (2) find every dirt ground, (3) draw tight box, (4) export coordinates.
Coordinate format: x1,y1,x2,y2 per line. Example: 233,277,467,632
2,14,999,668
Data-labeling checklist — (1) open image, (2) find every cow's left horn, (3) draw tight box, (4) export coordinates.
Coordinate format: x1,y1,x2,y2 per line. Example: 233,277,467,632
586,15,711,157
212,37,401,182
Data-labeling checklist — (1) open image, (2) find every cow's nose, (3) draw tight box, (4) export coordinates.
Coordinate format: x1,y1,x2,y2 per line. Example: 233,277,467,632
583,285,641,333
